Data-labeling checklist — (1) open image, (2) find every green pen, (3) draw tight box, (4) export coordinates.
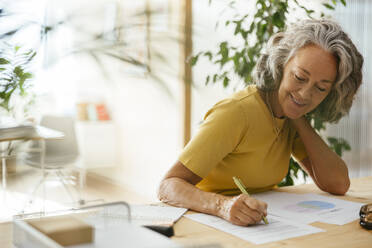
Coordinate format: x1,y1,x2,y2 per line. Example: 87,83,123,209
233,176,269,224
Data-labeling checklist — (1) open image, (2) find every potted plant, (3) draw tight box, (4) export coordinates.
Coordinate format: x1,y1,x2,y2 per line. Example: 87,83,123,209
0,43,36,124
0,43,36,174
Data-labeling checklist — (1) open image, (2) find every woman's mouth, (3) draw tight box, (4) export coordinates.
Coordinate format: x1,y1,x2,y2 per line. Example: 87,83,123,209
290,94,307,107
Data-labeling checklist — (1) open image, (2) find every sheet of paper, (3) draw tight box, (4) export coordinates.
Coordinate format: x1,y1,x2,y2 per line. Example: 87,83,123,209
129,204,188,225
83,204,188,228
252,191,364,225
185,213,324,245
300,193,363,225
253,192,316,224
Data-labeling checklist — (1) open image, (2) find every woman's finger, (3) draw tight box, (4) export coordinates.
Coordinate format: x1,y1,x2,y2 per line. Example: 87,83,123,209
233,211,256,226
237,207,262,223
242,197,267,216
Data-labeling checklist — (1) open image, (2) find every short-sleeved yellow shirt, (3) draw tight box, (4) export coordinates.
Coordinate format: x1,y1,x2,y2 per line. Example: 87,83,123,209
179,85,308,195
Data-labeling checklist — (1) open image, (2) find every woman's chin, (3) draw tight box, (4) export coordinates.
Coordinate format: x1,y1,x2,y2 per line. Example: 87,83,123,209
284,110,305,120
281,103,308,119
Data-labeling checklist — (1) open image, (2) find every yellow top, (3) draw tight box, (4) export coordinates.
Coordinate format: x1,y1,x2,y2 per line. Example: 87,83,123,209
179,85,308,195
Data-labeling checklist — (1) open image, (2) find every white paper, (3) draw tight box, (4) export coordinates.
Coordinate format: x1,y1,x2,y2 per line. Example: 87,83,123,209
83,204,188,228
252,191,364,225
252,191,316,224
185,213,324,245
300,193,363,225
129,204,188,225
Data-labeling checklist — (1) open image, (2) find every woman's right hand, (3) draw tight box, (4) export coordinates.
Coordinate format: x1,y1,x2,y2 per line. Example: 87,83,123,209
218,194,268,226
158,161,268,226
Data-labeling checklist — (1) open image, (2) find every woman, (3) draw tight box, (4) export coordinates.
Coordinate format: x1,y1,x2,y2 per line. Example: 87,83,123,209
158,19,363,226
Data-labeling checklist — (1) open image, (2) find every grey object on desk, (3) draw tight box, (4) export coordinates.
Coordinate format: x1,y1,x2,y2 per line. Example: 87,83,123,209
144,224,174,237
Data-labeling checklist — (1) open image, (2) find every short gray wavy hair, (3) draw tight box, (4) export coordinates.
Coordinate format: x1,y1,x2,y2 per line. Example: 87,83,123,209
253,19,363,123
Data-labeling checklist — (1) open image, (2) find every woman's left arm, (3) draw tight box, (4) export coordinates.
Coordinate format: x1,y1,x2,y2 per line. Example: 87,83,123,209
291,117,350,195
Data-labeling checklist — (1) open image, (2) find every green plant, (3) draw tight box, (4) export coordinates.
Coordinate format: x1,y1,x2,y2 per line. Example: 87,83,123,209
192,0,350,186
0,44,36,117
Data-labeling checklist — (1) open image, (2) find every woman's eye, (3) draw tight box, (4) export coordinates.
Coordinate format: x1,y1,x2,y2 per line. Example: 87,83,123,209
316,86,326,92
294,74,306,82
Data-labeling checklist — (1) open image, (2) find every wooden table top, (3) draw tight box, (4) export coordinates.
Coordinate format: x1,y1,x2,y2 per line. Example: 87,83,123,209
171,176,372,248
2,176,371,248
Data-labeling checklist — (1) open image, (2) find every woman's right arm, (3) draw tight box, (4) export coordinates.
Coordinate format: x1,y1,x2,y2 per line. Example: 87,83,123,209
157,161,268,226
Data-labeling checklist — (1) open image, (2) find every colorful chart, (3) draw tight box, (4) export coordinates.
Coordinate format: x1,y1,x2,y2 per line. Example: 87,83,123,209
285,201,336,213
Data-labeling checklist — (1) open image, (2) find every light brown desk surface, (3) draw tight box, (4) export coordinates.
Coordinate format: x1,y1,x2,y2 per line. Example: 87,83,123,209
171,176,372,248
2,177,371,248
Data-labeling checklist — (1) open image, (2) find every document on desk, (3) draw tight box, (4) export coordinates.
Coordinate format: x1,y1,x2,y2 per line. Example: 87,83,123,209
186,213,324,245
130,204,188,226
252,191,364,225
84,204,188,228
298,193,364,225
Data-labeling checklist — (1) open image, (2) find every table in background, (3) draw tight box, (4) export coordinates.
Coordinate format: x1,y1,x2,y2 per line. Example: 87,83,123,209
0,126,64,192
0,126,64,220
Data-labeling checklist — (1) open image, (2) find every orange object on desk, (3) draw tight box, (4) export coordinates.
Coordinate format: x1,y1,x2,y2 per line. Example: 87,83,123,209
27,215,94,246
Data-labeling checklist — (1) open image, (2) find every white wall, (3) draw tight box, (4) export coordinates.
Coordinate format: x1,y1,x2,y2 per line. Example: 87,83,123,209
67,1,183,200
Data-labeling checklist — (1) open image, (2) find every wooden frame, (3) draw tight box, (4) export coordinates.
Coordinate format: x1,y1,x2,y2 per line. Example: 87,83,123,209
180,0,192,147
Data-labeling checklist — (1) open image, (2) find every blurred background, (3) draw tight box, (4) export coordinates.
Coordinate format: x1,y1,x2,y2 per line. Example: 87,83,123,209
0,0,371,203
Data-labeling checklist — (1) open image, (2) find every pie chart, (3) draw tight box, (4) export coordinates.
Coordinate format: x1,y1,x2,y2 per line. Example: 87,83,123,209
285,201,336,213
297,201,335,210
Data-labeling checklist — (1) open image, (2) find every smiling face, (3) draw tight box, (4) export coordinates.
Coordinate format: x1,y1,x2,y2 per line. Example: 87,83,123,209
274,44,338,119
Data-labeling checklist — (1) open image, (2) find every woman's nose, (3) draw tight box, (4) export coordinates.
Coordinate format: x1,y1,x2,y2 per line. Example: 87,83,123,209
297,84,312,101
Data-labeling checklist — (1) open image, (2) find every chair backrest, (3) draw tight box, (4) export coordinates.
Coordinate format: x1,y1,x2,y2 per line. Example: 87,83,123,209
40,115,79,161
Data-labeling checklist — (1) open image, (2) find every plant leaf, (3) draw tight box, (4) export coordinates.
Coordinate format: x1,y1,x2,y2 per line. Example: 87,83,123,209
205,75,210,85
190,55,199,66
204,51,213,61
323,3,335,9
223,76,229,87
0,58,10,64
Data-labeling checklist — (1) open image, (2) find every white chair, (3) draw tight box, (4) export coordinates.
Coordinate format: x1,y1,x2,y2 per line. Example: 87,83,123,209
23,115,84,206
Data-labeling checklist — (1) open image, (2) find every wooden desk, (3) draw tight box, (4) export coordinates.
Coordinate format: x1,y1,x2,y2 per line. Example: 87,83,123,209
172,176,372,248
2,177,371,248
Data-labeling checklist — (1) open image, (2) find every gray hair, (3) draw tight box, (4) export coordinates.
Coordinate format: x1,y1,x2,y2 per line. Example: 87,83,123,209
253,19,363,123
